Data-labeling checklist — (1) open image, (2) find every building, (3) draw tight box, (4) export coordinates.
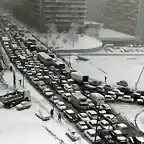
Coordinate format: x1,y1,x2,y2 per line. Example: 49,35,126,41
23,0,87,32
100,0,144,39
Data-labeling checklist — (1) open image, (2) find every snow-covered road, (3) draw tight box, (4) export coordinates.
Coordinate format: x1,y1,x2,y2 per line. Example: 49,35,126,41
2,70,89,144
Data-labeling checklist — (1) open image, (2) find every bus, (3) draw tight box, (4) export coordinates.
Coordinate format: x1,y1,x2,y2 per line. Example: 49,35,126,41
37,52,53,66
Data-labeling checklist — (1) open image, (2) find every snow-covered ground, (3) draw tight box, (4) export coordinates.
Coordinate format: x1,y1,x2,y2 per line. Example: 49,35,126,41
2,70,88,144
64,55,144,90
34,33,102,50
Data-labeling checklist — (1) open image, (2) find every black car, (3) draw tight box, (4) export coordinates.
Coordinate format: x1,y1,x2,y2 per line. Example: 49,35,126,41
63,109,78,122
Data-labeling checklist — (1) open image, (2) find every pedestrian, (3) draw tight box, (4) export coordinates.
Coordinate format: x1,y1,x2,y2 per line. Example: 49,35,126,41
105,76,107,82
58,113,61,121
19,79,22,86
50,109,54,118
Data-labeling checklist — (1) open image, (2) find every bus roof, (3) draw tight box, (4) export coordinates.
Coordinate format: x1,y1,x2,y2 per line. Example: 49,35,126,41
38,52,52,60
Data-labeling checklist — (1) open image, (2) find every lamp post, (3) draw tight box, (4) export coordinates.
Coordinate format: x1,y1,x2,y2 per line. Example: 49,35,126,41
22,70,24,88
94,103,101,144
53,94,55,111
107,113,121,143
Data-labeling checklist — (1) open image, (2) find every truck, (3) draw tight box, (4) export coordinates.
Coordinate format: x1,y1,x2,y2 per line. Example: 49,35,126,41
71,72,89,84
90,92,105,106
70,92,89,112
0,89,31,108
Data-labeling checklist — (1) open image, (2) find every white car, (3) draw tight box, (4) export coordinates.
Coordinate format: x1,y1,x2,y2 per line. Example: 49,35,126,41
103,114,118,124
105,95,114,102
45,91,54,98
43,88,51,93
107,91,116,99
99,119,113,131
61,93,71,101
49,96,59,104
118,95,134,103
86,110,97,120
65,129,80,141
84,129,101,143
56,101,66,111
86,120,98,129
76,121,88,132
16,101,31,111
35,110,50,121
64,84,73,93
77,113,90,122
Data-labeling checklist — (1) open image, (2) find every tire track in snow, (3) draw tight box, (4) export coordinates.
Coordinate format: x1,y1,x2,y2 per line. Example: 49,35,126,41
43,126,66,144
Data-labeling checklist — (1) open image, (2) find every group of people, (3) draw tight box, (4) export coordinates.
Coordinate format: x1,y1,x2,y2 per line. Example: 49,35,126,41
50,109,62,121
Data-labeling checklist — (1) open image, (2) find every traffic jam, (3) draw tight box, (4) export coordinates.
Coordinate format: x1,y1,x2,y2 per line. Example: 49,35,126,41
0,13,144,144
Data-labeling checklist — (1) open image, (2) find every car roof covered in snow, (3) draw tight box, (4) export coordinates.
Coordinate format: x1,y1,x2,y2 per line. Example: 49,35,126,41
66,109,74,114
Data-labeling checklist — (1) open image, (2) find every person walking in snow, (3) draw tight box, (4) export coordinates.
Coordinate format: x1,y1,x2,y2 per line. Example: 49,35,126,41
58,113,61,121
19,79,22,86
50,109,54,118
105,76,107,83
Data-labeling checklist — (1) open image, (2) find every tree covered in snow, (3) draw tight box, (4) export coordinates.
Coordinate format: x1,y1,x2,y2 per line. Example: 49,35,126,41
67,22,79,46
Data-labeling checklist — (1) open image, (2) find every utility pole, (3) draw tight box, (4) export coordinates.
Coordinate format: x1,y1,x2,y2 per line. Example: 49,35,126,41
135,66,144,90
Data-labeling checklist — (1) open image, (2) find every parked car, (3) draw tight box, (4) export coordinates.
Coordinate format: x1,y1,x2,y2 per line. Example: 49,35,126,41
16,101,31,111
35,110,50,121
63,109,78,122
117,80,128,87
65,129,80,141
107,91,116,99
118,95,134,103
77,113,90,122
104,85,113,92
76,121,88,132
84,129,101,143
44,91,54,98
128,136,144,144
86,110,97,120
56,101,67,111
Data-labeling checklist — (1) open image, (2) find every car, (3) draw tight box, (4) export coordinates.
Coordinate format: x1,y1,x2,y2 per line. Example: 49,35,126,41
44,91,54,98
111,130,127,143
113,88,124,98
38,81,46,90
103,114,118,124
65,129,80,141
16,101,31,111
114,123,127,132
35,110,50,121
137,98,144,105
57,90,65,95
49,96,59,104
96,85,105,94
64,84,74,93
104,85,113,92
43,88,51,93
86,120,99,130
118,95,134,103
63,109,78,122
117,80,128,87
107,91,116,99
84,129,101,143
76,121,88,131
86,110,98,120
102,104,111,112
56,101,67,111
77,113,90,122
99,120,113,131
105,95,114,102
87,99,95,108
61,93,71,101
128,136,144,144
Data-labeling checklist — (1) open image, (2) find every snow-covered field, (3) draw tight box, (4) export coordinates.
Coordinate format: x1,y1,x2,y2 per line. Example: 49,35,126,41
1,70,88,144
64,55,144,90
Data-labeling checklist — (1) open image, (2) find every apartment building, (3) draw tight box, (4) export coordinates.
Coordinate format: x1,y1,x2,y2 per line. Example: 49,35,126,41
99,0,144,39
23,0,87,31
